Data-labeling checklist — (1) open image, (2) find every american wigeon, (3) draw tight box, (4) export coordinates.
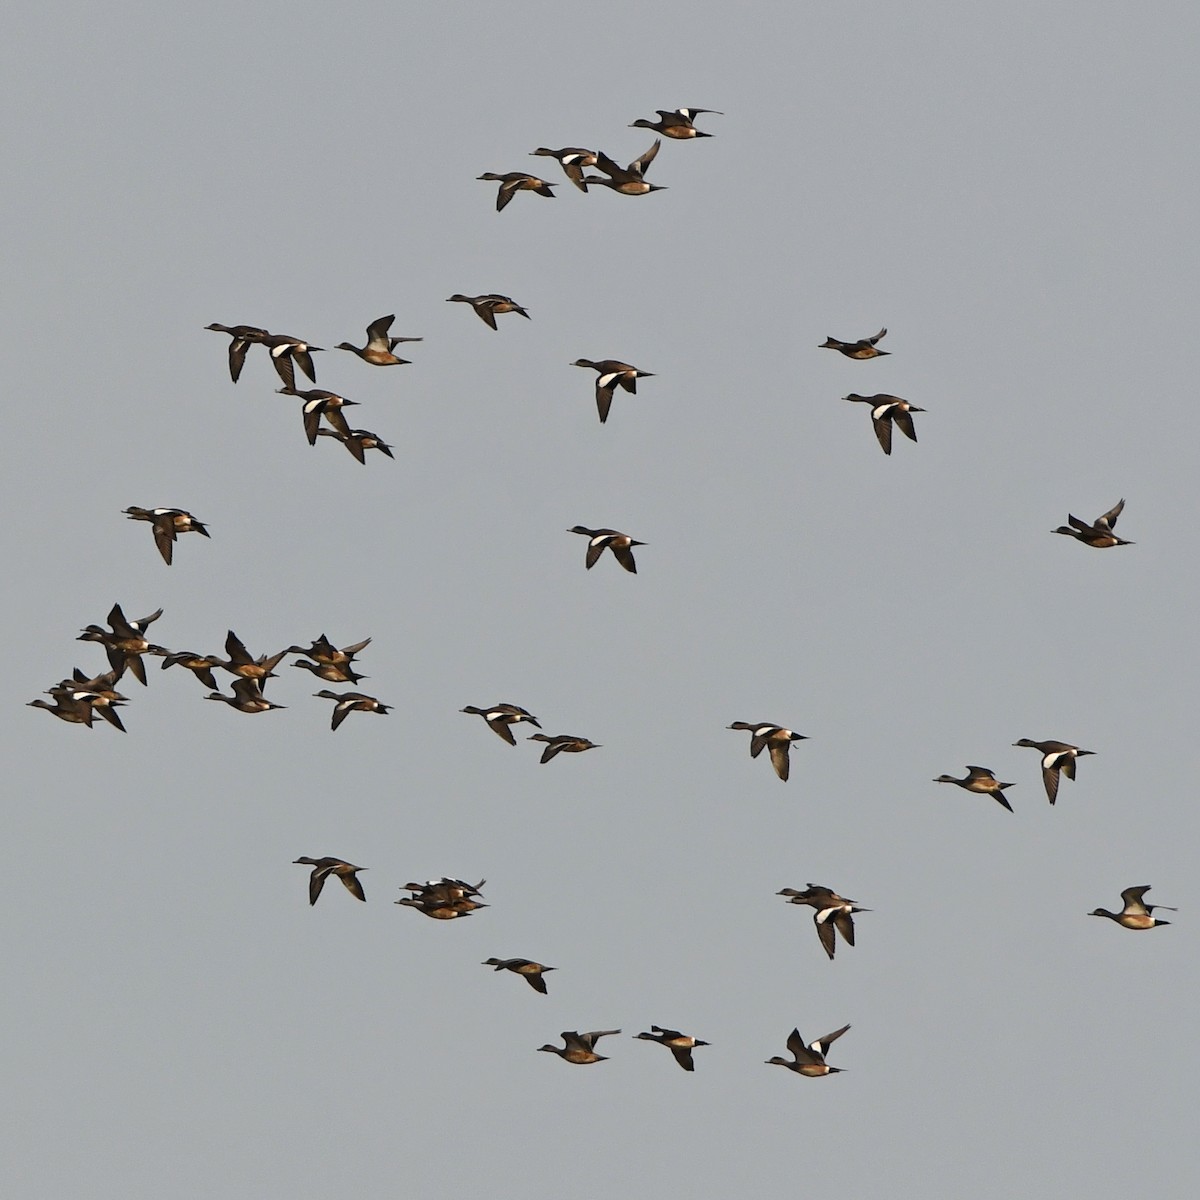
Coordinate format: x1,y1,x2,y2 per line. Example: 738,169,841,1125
1089,885,1175,930
123,506,210,565
766,1025,850,1076
460,703,541,745
445,294,531,330
934,766,1015,812
394,892,487,919
397,879,486,919
571,359,655,424
566,526,645,573
537,1030,620,1064
293,857,367,905
820,328,889,359
629,107,722,138
261,333,323,391
727,722,808,781
335,314,421,365
204,323,269,383
78,604,166,685
482,958,556,994
1053,499,1133,547
778,886,870,960
634,1027,710,1071
1012,739,1095,805
219,630,288,689
28,694,97,728
205,677,285,713
312,690,390,731
477,171,556,211
582,140,665,195
160,651,223,691
529,147,598,191
315,426,394,463
294,658,367,685
49,668,129,732
277,387,359,444
285,635,371,666
527,733,600,763
843,394,925,455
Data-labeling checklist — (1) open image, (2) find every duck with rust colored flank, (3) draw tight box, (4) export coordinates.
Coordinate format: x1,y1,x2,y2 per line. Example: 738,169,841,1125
205,323,269,383
477,172,556,212
635,1027,710,1072
767,1025,850,1076
1012,739,1095,805
934,766,1015,813
461,703,541,745
219,630,288,690
48,668,130,732
78,604,166,685
123,507,210,565
527,733,601,764
530,146,597,192
727,722,808,781
205,677,285,713
567,526,645,574
402,878,485,903
482,958,556,994
161,651,223,691
277,387,359,444
1053,499,1133,547
843,394,925,456
261,333,323,391
313,690,390,731
396,878,486,919
294,658,367,685
571,359,655,424
40,686,124,732
293,857,367,906
286,635,371,666
629,107,723,138
395,890,487,919
335,314,421,365
582,140,665,195
446,293,531,330
1089,886,1175,930
316,426,394,463
28,693,97,728
538,1030,620,1065
820,328,889,359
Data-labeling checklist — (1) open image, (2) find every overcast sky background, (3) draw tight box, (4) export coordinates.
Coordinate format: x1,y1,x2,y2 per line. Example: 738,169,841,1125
3,2,1197,1196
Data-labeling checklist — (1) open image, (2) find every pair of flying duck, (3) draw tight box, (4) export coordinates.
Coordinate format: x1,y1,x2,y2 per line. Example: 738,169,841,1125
937,740,1095,810
539,1027,711,1072
460,703,599,763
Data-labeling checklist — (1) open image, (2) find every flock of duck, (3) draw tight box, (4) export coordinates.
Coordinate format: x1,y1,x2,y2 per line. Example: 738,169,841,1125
29,103,1172,1076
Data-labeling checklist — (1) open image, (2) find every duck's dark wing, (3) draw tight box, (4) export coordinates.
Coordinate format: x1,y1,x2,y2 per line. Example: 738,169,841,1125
151,515,177,565
631,139,661,176
768,741,790,781
870,414,893,455
893,410,918,443
610,544,638,574
339,871,366,902
486,714,518,745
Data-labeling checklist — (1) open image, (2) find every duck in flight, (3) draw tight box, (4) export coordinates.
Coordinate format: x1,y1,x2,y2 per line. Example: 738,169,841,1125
1053,499,1133,547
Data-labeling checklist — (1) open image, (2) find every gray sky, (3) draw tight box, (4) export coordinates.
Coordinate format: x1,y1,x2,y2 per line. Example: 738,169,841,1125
3,2,1197,1197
